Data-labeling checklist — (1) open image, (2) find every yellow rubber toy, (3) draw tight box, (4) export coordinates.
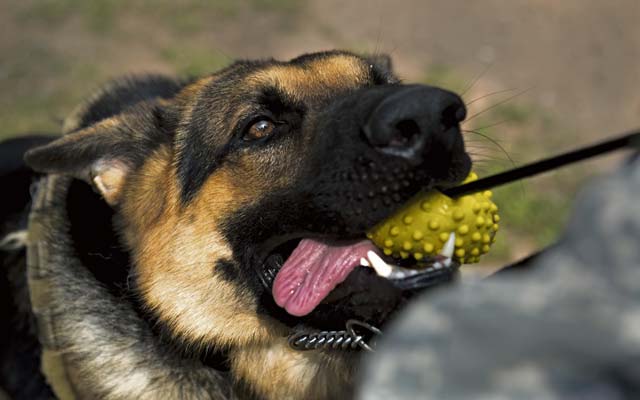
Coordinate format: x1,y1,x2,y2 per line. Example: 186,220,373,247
366,172,499,265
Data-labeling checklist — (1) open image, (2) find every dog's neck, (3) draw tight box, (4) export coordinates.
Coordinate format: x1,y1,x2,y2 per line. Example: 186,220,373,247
229,339,355,400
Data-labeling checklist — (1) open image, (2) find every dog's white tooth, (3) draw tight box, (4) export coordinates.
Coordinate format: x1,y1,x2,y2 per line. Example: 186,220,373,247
433,261,443,270
367,251,393,278
360,257,371,267
440,233,456,258
443,257,452,267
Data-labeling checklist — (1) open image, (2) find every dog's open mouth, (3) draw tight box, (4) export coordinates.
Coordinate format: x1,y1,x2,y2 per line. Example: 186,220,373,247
261,233,459,318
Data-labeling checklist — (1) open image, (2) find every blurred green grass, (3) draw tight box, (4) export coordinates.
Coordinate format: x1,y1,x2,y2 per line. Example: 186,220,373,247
2,0,298,136
159,46,230,77
0,43,103,134
16,0,300,33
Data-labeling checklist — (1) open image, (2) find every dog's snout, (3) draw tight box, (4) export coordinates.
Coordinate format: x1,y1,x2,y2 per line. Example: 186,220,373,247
362,86,466,164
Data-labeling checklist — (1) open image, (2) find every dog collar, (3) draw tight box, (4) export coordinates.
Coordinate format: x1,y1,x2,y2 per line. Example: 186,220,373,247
27,176,79,400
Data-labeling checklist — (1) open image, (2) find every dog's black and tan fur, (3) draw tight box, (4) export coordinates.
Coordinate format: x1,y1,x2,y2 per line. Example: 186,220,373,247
1,51,471,399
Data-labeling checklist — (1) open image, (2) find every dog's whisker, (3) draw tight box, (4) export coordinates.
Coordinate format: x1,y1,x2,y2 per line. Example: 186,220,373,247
460,62,493,97
372,12,384,57
463,87,531,124
466,119,511,132
465,145,507,154
463,129,517,169
465,88,518,107
468,153,513,161
469,158,516,167
467,153,513,164
464,140,507,148
466,150,508,159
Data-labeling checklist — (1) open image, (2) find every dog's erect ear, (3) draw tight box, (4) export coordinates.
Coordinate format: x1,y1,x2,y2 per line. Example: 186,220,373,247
25,104,170,205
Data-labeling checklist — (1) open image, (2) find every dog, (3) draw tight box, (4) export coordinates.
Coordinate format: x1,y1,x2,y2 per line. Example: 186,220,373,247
0,50,471,399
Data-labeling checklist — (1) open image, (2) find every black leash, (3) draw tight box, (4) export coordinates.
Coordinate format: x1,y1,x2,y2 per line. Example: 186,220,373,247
444,130,640,197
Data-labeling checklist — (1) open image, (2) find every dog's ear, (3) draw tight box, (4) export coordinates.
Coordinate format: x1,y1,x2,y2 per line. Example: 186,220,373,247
25,104,170,206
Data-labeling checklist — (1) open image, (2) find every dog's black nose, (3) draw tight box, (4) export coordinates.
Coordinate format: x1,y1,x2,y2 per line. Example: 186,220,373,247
362,86,466,165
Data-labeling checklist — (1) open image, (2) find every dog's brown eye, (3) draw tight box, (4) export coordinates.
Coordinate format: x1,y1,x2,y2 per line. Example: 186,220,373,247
245,119,276,140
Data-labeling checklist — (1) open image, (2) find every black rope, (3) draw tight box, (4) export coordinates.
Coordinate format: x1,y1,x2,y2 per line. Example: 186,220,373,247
444,130,640,197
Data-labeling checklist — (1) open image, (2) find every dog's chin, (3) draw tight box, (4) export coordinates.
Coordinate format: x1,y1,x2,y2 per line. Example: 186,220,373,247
302,266,407,330
256,233,460,332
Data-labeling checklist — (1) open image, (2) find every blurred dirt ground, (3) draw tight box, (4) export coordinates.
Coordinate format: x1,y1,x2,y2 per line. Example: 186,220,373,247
1,0,639,265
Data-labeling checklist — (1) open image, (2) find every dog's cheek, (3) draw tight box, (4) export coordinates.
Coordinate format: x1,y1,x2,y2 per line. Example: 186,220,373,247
126,165,286,348
133,219,284,348
117,147,174,249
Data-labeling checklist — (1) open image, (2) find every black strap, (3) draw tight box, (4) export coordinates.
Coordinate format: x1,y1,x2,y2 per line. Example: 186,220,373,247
444,130,640,197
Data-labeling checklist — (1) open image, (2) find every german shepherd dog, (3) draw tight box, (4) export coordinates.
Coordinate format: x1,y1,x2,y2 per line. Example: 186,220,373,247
0,50,471,399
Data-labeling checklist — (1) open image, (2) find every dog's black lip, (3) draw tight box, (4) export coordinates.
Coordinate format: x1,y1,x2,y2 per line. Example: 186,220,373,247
255,226,378,263
256,232,338,262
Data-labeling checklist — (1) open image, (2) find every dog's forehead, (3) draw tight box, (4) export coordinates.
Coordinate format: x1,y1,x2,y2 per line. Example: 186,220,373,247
245,53,371,101
172,52,378,204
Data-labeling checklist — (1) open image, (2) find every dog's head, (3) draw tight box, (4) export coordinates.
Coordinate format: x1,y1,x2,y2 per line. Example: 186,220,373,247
25,50,470,393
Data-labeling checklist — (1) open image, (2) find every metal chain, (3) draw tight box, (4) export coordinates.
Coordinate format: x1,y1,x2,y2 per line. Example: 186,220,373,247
288,319,381,352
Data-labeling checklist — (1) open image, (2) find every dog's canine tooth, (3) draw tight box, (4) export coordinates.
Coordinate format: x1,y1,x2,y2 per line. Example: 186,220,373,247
367,251,393,277
360,257,370,267
443,257,452,267
440,233,455,258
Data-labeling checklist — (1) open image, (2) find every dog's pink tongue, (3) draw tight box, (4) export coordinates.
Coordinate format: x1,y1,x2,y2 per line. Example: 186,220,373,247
272,238,378,317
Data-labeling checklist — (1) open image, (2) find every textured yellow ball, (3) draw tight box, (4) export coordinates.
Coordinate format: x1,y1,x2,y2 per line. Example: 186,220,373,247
366,172,499,265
